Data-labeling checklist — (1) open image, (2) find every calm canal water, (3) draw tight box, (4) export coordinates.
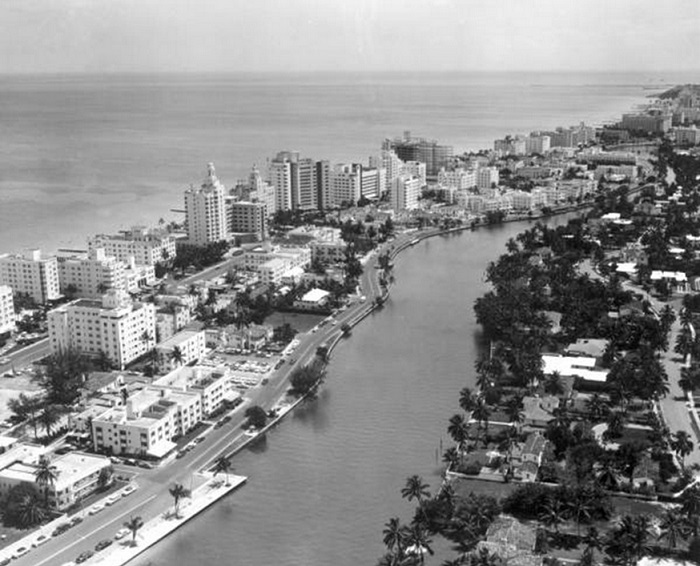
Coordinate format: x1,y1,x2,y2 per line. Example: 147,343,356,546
135,217,575,566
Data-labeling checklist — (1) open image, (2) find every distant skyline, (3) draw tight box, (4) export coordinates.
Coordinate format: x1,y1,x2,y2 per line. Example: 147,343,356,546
2,0,700,75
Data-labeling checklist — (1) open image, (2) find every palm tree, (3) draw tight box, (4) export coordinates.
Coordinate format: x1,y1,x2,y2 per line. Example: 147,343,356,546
213,456,233,486
405,524,434,565
34,456,58,506
471,399,491,447
443,447,460,471
39,404,61,437
582,526,603,559
567,490,594,536
596,458,619,491
543,371,565,396
401,475,430,504
124,515,144,546
382,517,407,560
459,387,478,413
168,483,190,518
17,492,47,528
670,430,694,468
658,508,689,549
170,346,184,367
538,496,566,534
447,414,470,452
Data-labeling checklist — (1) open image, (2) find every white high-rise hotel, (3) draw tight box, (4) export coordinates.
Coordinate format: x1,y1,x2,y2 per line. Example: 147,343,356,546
185,163,228,245
0,249,61,304
48,290,156,369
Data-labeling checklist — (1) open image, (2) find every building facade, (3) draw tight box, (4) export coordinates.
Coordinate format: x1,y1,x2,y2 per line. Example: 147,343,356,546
0,285,14,335
0,249,61,304
57,248,126,299
47,290,156,369
229,201,268,239
390,176,422,211
156,329,207,371
89,227,177,266
184,163,228,245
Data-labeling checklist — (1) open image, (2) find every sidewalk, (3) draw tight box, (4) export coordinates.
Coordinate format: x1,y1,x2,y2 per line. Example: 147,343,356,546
84,474,247,566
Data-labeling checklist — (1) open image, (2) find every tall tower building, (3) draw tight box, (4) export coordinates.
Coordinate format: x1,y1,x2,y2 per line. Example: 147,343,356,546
249,165,277,216
184,163,228,245
268,151,320,211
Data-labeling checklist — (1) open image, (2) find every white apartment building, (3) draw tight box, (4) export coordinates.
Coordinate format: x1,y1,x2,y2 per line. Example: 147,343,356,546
329,163,362,207
89,227,177,266
93,388,200,457
674,126,700,145
156,329,206,371
437,168,477,190
0,249,61,304
399,161,427,187
123,260,157,293
155,303,192,342
47,290,156,369
57,248,126,299
477,167,500,190
248,165,277,216
369,149,402,194
0,452,112,511
0,286,14,335
390,176,422,211
509,190,535,210
525,134,551,154
244,245,311,271
185,163,228,245
360,167,386,200
153,365,231,417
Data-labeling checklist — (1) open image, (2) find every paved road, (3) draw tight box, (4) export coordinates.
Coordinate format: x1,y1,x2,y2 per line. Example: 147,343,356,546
0,337,50,374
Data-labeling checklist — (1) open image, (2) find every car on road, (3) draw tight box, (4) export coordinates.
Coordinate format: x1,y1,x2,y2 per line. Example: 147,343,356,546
289,358,297,365
106,493,122,506
32,534,50,547
75,550,94,563
123,458,137,466
52,523,71,536
137,460,154,469
121,483,138,496
114,528,130,540
95,539,113,551
110,456,123,465
69,516,84,526
12,546,30,559
88,503,104,515
0,357,10,364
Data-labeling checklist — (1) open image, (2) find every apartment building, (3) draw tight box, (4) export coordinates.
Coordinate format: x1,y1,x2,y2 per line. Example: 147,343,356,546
229,201,268,239
155,329,206,371
248,165,277,216
437,168,477,190
89,226,177,266
47,290,156,369
153,365,231,417
57,248,126,299
399,161,427,187
92,388,200,457
185,163,228,245
329,163,362,207
308,229,348,264
383,132,453,176
0,286,15,335
621,113,671,134
0,452,112,511
477,167,500,190
268,151,326,211
390,176,422,211
369,149,402,195
360,167,386,200
0,249,60,304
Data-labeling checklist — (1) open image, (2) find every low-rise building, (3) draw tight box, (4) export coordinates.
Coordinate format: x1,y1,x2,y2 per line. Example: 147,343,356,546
0,249,61,304
156,329,206,371
152,365,231,417
294,288,330,311
0,452,112,511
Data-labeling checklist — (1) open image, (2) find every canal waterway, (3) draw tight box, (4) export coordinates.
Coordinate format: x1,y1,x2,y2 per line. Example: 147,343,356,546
134,215,576,566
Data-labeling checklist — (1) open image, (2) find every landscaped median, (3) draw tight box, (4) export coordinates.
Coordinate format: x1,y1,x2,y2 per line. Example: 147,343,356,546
79,474,246,566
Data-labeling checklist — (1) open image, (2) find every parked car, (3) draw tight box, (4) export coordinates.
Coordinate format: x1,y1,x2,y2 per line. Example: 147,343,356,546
88,503,104,515
95,539,113,552
136,460,154,469
52,523,71,536
121,483,138,496
75,550,94,563
69,516,84,526
32,534,50,547
114,528,130,540
12,547,29,559
106,493,121,506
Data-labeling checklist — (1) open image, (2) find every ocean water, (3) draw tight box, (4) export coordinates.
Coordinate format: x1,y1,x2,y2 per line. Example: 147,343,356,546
0,71,689,253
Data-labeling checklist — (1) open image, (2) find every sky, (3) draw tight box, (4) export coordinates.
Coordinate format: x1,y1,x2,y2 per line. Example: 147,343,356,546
1,0,699,74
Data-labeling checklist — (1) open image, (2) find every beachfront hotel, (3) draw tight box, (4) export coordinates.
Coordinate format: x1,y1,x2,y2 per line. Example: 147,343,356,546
0,249,61,304
0,286,15,335
0,452,112,511
184,163,228,245
229,200,268,240
57,247,126,299
47,289,156,369
89,226,177,266
382,131,453,177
